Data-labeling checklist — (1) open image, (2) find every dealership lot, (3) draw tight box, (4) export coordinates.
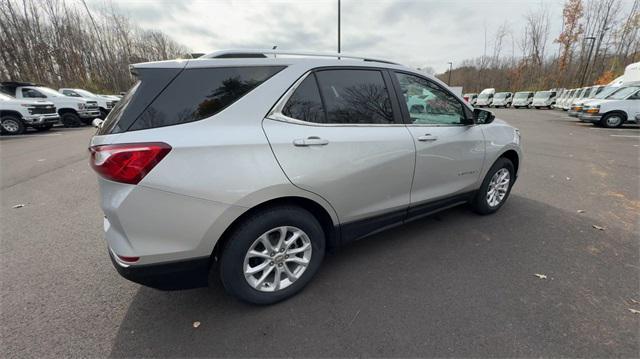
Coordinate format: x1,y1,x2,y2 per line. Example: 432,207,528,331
1,109,638,357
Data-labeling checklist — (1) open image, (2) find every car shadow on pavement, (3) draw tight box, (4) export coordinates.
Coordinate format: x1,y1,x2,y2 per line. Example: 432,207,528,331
109,195,638,358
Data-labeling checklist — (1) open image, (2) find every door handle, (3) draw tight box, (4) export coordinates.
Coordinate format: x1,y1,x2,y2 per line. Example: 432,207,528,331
293,136,329,147
417,134,438,142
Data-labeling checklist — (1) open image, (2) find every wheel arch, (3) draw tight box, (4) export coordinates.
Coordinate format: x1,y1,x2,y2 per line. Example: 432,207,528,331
499,149,520,175
0,110,24,120
602,110,628,121
57,108,78,116
211,196,340,262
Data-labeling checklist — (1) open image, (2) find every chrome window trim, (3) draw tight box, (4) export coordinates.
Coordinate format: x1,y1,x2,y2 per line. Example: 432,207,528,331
267,69,404,128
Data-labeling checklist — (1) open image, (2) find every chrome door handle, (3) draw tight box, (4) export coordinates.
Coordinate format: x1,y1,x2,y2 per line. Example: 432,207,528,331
293,136,329,147
417,134,438,142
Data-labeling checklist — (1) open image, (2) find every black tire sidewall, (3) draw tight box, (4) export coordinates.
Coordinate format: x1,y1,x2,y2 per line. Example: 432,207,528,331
1,116,25,135
218,206,325,305
472,158,515,215
61,112,82,127
600,113,624,128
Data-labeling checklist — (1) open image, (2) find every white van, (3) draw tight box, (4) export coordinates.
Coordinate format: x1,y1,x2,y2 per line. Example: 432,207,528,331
475,88,495,107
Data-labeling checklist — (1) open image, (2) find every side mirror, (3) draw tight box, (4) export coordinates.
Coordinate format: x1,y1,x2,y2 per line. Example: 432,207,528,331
92,118,104,128
474,108,495,124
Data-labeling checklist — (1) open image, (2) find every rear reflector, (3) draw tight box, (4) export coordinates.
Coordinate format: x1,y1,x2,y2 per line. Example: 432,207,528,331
89,142,171,184
116,254,140,263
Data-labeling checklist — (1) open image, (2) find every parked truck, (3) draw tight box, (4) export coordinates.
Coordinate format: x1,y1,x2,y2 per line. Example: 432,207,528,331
0,82,100,127
0,92,59,135
59,88,119,119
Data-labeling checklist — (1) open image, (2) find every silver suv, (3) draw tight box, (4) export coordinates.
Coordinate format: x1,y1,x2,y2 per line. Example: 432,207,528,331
90,50,522,304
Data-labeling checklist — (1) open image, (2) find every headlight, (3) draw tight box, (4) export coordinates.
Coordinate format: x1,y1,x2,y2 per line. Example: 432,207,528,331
78,103,86,110
584,106,600,114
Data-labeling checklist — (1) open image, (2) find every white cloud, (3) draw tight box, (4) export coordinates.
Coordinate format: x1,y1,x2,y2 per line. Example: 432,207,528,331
87,0,631,73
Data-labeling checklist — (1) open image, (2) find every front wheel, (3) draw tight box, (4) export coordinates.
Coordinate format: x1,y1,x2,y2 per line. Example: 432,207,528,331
471,157,515,215
1,116,25,135
60,112,82,127
218,206,325,304
599,113,625,128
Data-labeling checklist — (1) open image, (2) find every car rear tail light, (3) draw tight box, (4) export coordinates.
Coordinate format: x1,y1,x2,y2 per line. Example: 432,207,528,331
89,142,171,184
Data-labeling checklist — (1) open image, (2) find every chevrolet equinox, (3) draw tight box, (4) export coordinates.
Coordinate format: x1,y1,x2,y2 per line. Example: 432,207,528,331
90,50,522,304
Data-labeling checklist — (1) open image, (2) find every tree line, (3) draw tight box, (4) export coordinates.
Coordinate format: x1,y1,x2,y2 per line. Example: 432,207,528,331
0,0,189,94
436,0,639,93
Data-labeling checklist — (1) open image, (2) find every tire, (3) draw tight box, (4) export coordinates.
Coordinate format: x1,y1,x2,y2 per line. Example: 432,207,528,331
599,112,625,128
218,206,325,304
60,112,83,127
1,115,25,135
34,124,53,132
471,157,515,215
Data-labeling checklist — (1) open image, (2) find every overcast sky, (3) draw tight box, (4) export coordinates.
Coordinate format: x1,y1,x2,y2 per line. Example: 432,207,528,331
87,0,630,73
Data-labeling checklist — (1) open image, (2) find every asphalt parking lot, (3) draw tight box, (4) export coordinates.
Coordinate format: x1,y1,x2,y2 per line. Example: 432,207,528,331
1,109,639,357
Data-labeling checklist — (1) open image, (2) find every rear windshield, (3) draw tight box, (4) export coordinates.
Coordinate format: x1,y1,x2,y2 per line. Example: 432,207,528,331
99,66,284,134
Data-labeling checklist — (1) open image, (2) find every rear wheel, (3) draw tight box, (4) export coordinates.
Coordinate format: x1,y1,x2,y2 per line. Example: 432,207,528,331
218,206,325,304
1,115,25,135
60,112,82,127
599,113,625,128
471,157,515,215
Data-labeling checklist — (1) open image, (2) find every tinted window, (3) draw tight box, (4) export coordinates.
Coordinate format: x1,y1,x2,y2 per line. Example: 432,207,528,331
128,66,284,131
315,69,395,124
282,74,325,123
395,72,468,125
22,89,45,98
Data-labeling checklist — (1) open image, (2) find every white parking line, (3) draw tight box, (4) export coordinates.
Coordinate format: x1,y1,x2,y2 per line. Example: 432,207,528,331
610,134,640,138
1,133,62,138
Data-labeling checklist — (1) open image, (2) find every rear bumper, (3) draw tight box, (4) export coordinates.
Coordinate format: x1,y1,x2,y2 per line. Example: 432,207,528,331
109,249,210,290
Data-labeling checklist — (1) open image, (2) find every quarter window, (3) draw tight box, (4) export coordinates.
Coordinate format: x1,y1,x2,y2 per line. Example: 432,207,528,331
314,69,395,124
129,66,285,131
395,72,468,125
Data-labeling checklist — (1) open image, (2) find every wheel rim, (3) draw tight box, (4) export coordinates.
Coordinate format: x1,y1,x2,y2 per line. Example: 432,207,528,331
2,119,19,133
244,226,312,292
486,168,510,207
606,115,622,127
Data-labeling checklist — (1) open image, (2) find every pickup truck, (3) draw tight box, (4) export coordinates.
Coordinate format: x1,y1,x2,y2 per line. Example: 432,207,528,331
0,82,100,127
0,92,59,135
59,88,120,119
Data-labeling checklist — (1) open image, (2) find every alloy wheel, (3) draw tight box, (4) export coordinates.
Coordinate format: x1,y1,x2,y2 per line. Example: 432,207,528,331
486,168,510,207
1,119,20,133
244,226,312,292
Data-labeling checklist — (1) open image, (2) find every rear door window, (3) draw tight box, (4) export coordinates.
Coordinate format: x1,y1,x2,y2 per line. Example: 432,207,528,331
282,74,326,123
314,69,395,124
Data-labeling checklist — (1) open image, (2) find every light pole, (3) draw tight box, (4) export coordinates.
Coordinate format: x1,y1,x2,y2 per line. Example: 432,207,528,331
338,0,341,55
447,62,453,85
579,37,596,87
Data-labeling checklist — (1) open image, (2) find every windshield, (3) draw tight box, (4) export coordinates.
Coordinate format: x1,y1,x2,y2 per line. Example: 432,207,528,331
478,93,491,100
578,88,590,98
74,89,96,97
595,86,619,99
0,93,14,100
607,86,639,100
495,92,509,99
35,87,62,97
534,91,550,99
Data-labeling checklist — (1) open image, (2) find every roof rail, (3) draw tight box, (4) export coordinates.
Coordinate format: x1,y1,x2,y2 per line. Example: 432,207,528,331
202,49,400,65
